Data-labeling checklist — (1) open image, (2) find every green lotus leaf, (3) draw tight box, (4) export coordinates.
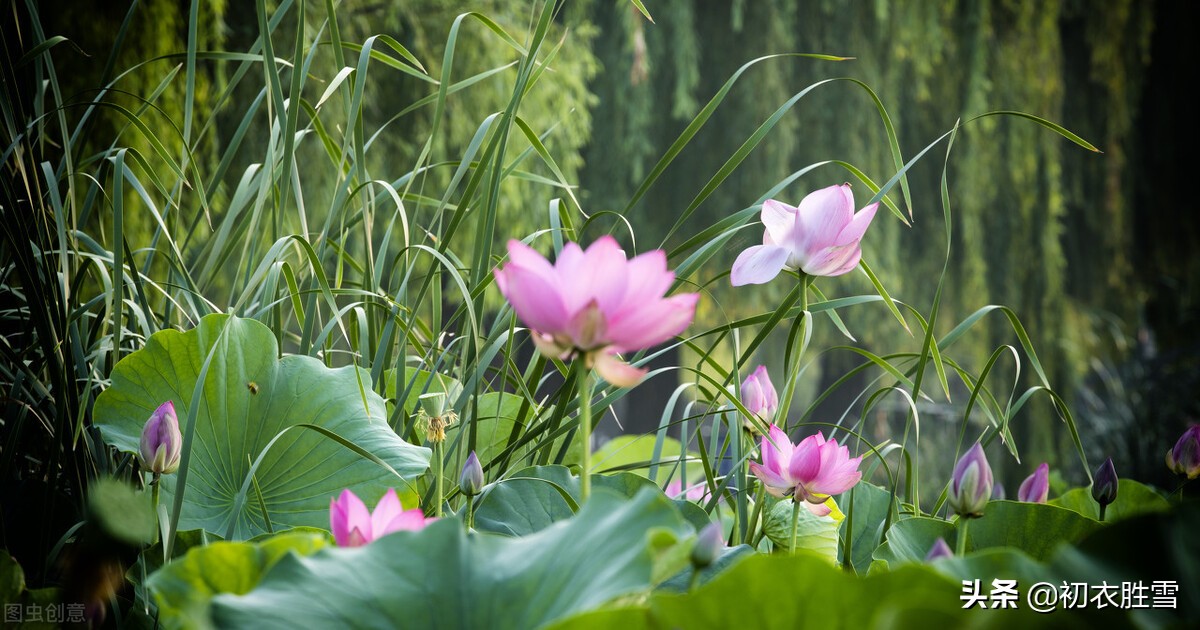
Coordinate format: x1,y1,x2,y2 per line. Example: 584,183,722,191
549,553,1065,629
1050,479,1170,522
207,489,691,629
873,501,1100,569
763,499,840,561
473,465,711,536
148,530,329,630
94,314,431,539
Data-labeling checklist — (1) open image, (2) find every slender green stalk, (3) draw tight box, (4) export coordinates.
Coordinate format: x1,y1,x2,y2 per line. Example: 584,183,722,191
773,274,811,428
1098,504,1107,522
465,496,475,530
578,364,593,502
956,518,969,556
789,498,802,556
688,569,701,592
150,473,161,543
434,441,444,518
744,483,766,546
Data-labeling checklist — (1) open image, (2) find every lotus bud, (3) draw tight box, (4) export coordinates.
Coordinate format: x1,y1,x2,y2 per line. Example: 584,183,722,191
139,401,182,475
1017,463,1050,503
991,483,1006,501
459,451,484,497
1166,426,1200,479
948,443,993,518
925,537,953,562
1092,457,1118,510
690,522,725,569
739,365,778,431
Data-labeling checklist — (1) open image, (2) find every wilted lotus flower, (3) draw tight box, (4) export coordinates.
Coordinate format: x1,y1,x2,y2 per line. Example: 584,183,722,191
1017,463,1050,503
731,184,879,285
139,401,182,475
690,522,725,569
1166,426,1200,479
925,537,953,562
1092,457,1118,509
459,451,484,497
948,443,993,518
493,237,699,387
330,489,433,547
740,365,778,430
749,424,863,516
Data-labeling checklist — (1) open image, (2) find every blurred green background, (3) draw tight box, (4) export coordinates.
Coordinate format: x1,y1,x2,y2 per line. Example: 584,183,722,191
22,0,1199,493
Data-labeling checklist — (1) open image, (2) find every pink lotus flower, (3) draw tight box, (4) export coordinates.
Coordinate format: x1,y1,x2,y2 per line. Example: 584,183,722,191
749,424,862,516
740,365,778,426
665,479,711,502
329,488,433,547
139,401,182,475
1018,463,1050,503
730,184,879,285
493,237,699,387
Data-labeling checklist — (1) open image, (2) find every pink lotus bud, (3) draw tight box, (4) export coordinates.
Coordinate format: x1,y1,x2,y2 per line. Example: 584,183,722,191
493,237,699,387
138,401,181,475
459,451,484,497
748,424,862,513
1017,463,1050,503
1166,426,1200,479
740,365,778,422
731,184,879,285
330,488,433,547
948,443,993,518
690,522,725,569
1092,457,1118,507
925,537,953,562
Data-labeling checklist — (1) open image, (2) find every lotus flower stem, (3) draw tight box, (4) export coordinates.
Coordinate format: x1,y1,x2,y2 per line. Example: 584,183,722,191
150,473,161,541
744,483,766,546
956,518,969,556
578,365,593,502
772,275,812,426
1098,504,1106,522
434,442,443,518
789,497,802,556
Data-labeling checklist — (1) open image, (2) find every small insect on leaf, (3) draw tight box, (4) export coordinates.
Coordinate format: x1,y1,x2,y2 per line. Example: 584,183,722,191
247,382,259,395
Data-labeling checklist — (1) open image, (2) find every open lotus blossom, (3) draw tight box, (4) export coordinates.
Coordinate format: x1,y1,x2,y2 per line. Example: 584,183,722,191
948,443,993,518
330,488,433,547
740,365,778,431
749,424,862,516
1017,462,1050,503
494,237,699,387
730,184,879,285
1166,425,1200,479
139,401,182,475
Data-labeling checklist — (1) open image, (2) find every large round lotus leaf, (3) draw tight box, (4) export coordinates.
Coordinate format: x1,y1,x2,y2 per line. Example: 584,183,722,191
1050,479,1170,522
548,553,1069,629
473,465,711,536
873,501,1100,569
207,489,692,629
763,498,841,561
94,314,430,539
